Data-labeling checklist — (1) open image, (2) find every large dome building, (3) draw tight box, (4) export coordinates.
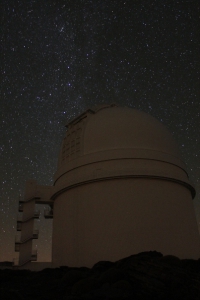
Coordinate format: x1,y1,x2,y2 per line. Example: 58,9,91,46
14,105,200,269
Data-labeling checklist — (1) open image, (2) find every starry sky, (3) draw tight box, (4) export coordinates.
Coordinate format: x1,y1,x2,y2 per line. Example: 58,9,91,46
1,0,200,262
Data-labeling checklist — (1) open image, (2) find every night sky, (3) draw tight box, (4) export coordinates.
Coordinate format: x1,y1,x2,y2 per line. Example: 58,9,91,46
1,0,200,262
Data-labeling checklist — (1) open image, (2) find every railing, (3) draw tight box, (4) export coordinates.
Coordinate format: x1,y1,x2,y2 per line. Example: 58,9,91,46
44,207,53,219
17,210,40,223
13,257,33,267
15,230,39,244
14,249,38,264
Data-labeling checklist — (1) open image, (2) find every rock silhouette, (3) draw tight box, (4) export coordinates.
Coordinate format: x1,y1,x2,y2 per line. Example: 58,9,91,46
1,251,200,299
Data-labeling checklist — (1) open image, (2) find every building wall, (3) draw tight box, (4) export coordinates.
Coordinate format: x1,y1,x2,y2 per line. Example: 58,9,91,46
52,178,200,268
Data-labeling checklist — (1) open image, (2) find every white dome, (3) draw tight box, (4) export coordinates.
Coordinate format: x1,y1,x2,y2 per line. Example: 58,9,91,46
51,105,199,267
54,105,194,197
84,106,180,157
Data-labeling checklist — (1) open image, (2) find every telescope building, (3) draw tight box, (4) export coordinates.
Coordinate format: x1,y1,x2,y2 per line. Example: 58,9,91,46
14,104,200,269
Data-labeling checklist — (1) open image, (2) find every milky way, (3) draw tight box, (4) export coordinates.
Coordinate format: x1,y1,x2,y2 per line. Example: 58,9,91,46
1,0,200,261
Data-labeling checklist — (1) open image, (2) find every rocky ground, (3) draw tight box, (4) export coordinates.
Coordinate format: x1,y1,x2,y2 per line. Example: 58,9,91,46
0,251,200,299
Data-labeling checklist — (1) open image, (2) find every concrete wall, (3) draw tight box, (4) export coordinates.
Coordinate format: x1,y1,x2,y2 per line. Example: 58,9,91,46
52,178,200,268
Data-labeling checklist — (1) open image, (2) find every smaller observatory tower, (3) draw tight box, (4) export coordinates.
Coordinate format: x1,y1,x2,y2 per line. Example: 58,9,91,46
15,105,200,268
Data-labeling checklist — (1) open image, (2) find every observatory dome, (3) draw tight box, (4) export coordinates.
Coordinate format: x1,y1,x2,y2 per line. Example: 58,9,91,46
54,104,194,195
15,104,200,270
51,105,199,267
83,106,180,157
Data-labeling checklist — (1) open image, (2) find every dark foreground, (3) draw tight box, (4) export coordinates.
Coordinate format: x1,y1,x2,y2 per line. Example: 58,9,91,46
1,252,200,300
